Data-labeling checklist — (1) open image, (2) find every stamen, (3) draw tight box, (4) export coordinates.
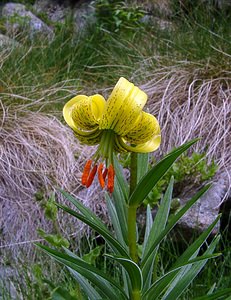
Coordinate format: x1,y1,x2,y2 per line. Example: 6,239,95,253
107,164,115,193
86,164,98,187
98,163,105,188
81,160,92,185
103,168,108,180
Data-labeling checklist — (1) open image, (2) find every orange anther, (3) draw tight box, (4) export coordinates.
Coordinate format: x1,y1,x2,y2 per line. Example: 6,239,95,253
103,168,108,181
86,164,98,188
98,163,105,189
107,164,115,193
81,160,92,186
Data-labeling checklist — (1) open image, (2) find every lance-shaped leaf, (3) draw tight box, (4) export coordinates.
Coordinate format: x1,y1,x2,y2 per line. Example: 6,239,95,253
141,184,211,269
110,156,128,244
106,194,128,248
56,202,129,258
143,216,220,299
194,288,231,300
64,247,106,300
106,255,143,292
143,250,221,300
36,243,128,300
128,139,198,206
162,235,221,299
142,177,174,291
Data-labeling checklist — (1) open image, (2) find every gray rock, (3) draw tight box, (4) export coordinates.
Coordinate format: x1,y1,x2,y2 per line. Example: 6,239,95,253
2,2,54,40
0,33,19,48
175,175,230,240
141,15,173,30
33,0,70,23
73,1,96,33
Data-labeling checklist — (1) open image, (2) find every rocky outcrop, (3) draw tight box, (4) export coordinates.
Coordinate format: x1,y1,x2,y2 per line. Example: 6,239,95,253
2,2,54,39
175,176,229,240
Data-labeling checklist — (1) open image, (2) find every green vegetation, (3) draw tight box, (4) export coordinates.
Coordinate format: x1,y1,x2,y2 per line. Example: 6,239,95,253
146,152,218,206
1,1,230,299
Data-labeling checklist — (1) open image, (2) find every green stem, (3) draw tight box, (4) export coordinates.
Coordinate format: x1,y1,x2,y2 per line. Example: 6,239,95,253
128,152,139,263
131,290,141,300
128,152,141,299
128,204,138,263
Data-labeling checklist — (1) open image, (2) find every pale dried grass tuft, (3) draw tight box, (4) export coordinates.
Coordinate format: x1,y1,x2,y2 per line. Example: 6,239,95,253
139,61,231,193
0,105,103,259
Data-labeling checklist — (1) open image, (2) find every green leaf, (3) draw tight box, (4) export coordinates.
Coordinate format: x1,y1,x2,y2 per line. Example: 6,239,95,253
194,288,231,300
82,245,103,265
128,139,198,206
64,248,106,300
68,268,102,300
136,153,149,183
143,250,221,299
163,235,221,299
141,184,211,268
112,157,129,241
143,215,220,299
59,190,107,227
142,204,153,259
56,202,129,258
142,177,174,291
106,255,143,291
36,243,128,300
113,155,129,200
37,229,70,248
51,286,78,300
106,194,128,248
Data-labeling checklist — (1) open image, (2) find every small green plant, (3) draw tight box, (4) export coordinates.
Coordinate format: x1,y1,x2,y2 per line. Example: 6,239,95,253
93,0,146,32
145,151,218,206
37,192,70,248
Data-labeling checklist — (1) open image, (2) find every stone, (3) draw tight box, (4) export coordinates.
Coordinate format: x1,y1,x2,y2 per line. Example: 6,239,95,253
2,2,54,40
0,33,19,48
73,1,96,33
33,0,70,23
174,174,230,241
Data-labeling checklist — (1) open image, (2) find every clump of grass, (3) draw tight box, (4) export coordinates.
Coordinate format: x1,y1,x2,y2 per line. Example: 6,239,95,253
0,104,107,260
140,60,231,178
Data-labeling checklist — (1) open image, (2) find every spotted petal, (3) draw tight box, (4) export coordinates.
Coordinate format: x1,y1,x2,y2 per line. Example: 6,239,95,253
99,77,147,135
124,112,160,144
63,94,106,131
116,134,161,153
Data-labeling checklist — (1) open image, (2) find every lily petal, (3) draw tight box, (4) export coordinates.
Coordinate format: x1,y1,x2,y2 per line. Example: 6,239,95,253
74,129,103,146
99,77,147,135
124,112,160,144
63,94,106,131
116,135,161,153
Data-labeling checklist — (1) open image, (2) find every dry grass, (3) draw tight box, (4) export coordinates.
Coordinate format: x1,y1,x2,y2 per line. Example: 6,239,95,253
140,60,231,182
0,103,107,259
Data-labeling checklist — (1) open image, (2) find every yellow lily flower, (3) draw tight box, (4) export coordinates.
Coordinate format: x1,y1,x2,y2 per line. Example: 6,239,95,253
63,77,161,193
